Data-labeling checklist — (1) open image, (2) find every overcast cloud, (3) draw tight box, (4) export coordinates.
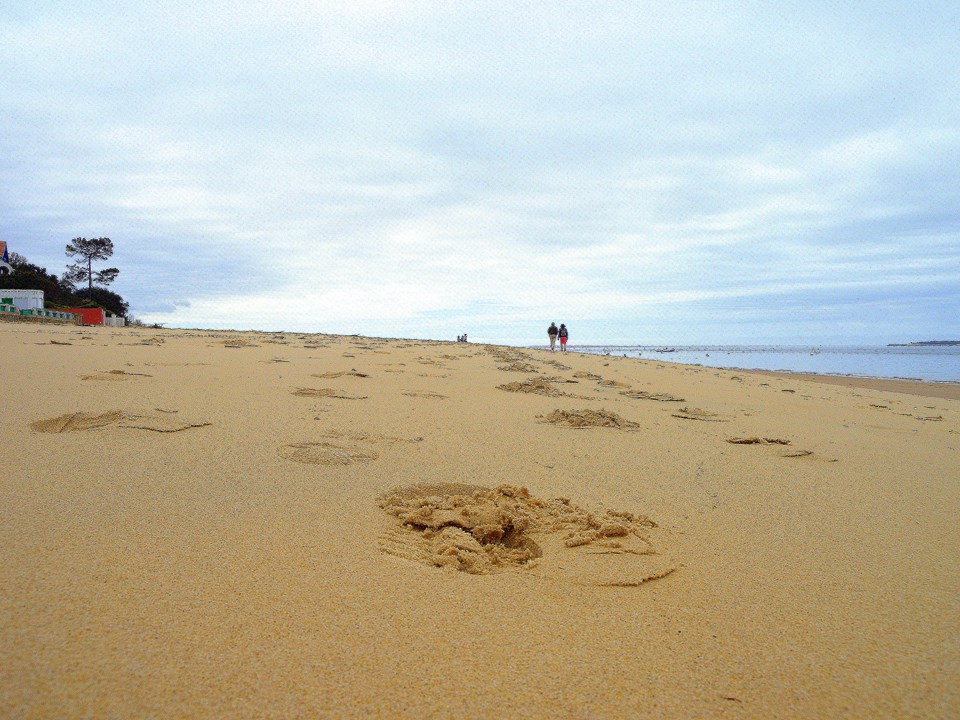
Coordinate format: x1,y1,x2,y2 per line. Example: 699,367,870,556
2,1,958,343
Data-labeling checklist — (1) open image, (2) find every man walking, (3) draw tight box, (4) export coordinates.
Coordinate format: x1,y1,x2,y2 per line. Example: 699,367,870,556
547,322,559,351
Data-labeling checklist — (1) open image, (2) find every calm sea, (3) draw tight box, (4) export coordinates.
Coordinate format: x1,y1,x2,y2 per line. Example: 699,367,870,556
567,345,960,383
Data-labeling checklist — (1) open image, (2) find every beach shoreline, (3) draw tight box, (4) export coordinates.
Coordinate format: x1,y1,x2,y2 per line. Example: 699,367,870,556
566,343,960,387
751,369,960,401
3,323,958,718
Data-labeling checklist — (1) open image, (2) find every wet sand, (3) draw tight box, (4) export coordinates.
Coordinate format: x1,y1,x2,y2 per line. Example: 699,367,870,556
2,324,958,718
757,370,960,401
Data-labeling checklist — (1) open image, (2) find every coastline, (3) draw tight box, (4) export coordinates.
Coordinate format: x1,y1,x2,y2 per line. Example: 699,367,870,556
569,344,960,387
3,324,958,718
752,369,960,401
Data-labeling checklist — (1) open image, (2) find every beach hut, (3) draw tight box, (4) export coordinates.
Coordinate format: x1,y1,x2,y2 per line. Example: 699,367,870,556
65,307,107,326
4,289,44,311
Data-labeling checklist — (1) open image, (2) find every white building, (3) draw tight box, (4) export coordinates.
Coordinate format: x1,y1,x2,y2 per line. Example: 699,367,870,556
2,289,44,310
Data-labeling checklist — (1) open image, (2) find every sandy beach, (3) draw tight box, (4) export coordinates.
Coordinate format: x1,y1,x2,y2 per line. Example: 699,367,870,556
2,323,958,719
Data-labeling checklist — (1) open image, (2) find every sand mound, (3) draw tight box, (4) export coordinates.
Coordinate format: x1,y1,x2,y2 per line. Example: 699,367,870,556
218,338,258,348
497,378,565,397
538,408,639,430
313,370,369,378
598,379,630,388
377,484,673,585
498,361,539,373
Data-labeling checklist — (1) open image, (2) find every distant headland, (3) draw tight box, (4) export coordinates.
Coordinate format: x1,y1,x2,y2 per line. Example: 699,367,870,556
888,340,960,346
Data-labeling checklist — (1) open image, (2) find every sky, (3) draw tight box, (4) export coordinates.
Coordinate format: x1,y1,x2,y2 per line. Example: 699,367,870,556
2,1,959,345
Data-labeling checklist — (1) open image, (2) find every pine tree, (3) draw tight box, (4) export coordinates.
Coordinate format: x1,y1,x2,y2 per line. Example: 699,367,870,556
64,237,119,295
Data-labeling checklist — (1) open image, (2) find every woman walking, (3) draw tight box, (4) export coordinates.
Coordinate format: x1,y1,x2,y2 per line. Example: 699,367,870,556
558,323,569,351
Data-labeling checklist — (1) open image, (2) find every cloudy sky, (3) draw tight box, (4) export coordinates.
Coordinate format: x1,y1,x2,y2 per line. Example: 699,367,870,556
2,1,958,344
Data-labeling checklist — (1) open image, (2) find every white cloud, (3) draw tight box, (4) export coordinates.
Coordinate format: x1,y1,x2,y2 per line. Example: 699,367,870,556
2,1,959,344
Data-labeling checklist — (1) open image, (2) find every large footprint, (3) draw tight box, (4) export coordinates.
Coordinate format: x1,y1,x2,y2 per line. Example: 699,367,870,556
377,484,675,587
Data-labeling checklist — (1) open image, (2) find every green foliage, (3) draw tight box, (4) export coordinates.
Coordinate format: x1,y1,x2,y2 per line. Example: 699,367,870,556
0,259,78,306
0,250,129,318
73,286,129,317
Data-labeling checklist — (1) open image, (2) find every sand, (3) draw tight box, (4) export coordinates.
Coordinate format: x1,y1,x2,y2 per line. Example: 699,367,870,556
2,324,958,718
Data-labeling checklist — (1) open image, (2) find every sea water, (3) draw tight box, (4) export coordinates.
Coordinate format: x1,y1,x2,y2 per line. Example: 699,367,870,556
568,345,960,383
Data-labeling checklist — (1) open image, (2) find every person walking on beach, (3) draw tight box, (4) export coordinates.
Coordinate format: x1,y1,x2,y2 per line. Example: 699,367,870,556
558,323,569,351
548,322,559,351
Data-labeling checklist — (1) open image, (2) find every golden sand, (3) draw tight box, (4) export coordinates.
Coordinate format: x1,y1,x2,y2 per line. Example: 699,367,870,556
2,324,958,718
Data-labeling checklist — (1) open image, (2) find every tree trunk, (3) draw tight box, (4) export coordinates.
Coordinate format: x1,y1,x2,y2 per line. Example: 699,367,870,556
88,256,92,294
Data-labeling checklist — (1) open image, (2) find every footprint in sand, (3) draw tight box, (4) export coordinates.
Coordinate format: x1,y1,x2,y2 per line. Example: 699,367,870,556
402,391,448,399
620,390,684,402
31,409,210,433
538,408,639,430
80,369,153,381
278,442,379,465
217,339,259,348
376,484,675,586
726,438,834,461
279,430,421,466
292,387,368,400
672,407,730,422
727,437,791,445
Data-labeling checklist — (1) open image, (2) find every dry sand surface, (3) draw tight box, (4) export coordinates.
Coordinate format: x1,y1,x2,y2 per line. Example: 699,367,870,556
2,324,959,718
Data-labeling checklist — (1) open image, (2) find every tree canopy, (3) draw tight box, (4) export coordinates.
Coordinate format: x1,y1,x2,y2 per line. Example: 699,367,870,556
65,237,119,295
0,249,129,317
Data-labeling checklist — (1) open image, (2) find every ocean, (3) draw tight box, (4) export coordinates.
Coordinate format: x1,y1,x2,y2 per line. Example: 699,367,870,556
567,344,960,383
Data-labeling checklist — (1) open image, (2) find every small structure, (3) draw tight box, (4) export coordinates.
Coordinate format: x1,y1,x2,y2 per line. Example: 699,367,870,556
62,307,124,327
65,307,107,326
0,290,80,324
0,242,12,276
3,289,44,311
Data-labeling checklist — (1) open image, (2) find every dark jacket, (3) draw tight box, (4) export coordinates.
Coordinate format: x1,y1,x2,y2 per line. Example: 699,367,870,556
558,326,568,338
548,324,558,336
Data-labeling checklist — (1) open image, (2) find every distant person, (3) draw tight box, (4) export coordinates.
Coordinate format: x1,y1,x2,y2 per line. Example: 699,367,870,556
463,333,468,343
548,322,559,351
558,323,569,351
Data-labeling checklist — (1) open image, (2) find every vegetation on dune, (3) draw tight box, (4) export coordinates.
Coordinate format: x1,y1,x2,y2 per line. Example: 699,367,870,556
0,244,129,318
